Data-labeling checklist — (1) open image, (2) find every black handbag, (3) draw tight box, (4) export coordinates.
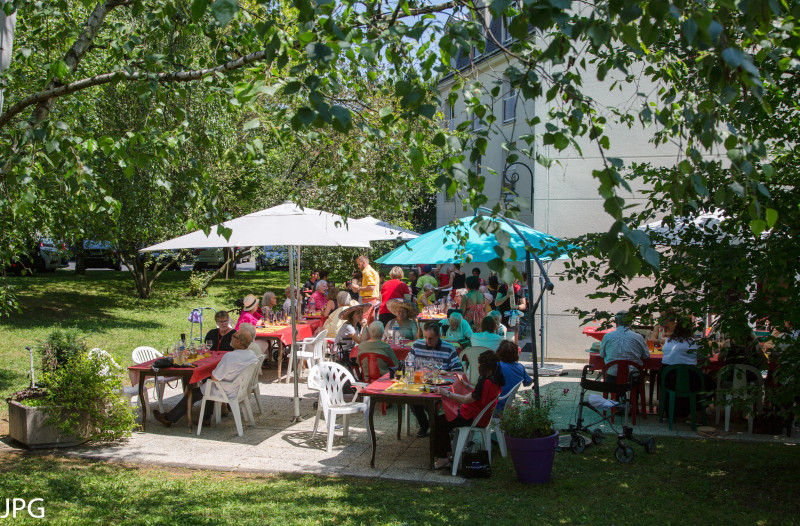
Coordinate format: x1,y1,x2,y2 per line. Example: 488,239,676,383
152,357,174,369
461,449,492,478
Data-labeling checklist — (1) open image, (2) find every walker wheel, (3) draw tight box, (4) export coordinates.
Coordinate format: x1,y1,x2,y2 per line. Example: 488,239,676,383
644,437,656,454
615,445,635,463
591,429,604,444
570,434,586,454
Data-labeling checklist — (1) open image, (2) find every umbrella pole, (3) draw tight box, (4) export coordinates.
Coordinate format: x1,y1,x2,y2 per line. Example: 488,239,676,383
289,245,302,422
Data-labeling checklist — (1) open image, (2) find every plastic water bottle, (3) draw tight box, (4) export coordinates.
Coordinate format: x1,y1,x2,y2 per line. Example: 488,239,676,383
177,334,187,364
392,328,399,344
404,355,414,384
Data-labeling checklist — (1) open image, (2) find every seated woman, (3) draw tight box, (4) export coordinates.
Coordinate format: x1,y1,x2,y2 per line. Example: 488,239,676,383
358,321,400,381
321,285,340,319
470,316,503,351
235,294,263,330
431,350,505,469
322,291,355,337
383,299,420,340
237,322,264,357
281,285,302,317
261,291,278,323
308,280,329,314
416,283,436,311
496,340,532,412
659,310,709,417
488,310,508,340
334,303,369,355
379,266,411,325
461,275,489,330
204,310,236,352
442,312,473,348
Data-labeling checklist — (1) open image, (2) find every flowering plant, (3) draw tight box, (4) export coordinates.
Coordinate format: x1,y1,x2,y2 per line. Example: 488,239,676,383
499,388,569,439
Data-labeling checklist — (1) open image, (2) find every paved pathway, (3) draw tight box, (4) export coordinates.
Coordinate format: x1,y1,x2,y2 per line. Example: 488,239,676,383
2,363,796,482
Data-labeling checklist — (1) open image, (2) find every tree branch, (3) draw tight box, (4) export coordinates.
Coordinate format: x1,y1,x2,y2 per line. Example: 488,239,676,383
0,49,271,130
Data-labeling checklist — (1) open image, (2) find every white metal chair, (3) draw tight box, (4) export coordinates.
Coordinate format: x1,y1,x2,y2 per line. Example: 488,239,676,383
88,348,146,417
715,364,764,433
285,331,327,383
197,360,261,437
450,393,501,476
248,353,267,414
489,381,523,458
312,362,370,453
131,346,179,412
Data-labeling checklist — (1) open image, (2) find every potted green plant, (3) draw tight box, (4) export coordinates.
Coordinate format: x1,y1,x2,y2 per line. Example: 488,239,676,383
7,329,136,448
499,388,569,483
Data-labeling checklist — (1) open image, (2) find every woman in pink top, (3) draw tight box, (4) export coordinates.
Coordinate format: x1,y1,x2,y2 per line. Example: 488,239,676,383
235,294,263,330
308,281,329,313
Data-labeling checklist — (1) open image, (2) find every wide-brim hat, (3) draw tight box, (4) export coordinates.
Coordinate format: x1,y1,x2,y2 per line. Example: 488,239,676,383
339,303,371,321
387,298,419,318
243,294,259,311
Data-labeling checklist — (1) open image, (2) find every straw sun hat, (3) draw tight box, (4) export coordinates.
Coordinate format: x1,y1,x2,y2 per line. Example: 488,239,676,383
338,303,371,321
243,294,259,311
387,298,419,318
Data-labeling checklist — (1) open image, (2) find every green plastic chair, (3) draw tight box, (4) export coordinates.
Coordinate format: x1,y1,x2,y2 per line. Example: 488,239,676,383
659,364,709,430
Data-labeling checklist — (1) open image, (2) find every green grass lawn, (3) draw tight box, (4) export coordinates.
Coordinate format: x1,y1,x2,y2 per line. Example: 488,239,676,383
0,269,290,426
1,437,799,525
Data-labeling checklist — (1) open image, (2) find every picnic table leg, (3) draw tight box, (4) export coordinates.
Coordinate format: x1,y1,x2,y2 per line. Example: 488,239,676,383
276,340,284,382
428,400,437,470
138,372,147,431
369,397,378,468
396,404,402,440
648,369,657,413
184,380,193,432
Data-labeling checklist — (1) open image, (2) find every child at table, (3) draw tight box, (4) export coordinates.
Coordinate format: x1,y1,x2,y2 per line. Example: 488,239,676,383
431,350,504,470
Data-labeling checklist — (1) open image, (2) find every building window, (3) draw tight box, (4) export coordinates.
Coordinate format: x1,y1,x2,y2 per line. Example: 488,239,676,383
473,11,486,59
447,103,456,131
472,154,482,178
501,16,512,44
502,77,517,123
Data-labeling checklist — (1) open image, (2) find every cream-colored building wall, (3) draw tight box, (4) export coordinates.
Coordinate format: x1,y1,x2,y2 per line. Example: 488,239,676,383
436,52,689,361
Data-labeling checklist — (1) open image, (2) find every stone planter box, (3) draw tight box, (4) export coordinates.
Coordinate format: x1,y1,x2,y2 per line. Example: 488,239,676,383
7,400,88,449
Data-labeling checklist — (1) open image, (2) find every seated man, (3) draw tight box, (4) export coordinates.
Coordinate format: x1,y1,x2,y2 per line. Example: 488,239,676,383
409,322,463,437
204,310,236,352
599,310,650,384
442,311,473,348
153,330,259,427
357,321,399,381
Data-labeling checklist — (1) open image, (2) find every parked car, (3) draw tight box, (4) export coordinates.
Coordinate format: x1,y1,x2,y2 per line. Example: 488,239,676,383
4,238,68,275
77,240,121,271
192,247,249,271
255,246,289,270
146,250,184,271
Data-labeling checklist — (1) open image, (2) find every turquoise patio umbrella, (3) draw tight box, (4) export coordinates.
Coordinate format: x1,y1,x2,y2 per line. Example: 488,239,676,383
376,215,571,265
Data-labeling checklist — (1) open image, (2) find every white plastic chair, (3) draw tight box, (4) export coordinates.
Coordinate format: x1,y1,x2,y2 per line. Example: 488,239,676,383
131,346,179,412
248,353,267,414
450,393,501,476
459,346,490,385
312,362,370,453
285,331,327,383
88,348,147,417
715,364,764,433
489,381,523,458
197,360,261,437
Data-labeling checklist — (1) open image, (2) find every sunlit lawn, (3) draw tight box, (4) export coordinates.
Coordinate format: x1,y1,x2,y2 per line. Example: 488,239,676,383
0,269,289,425
1,436,799,525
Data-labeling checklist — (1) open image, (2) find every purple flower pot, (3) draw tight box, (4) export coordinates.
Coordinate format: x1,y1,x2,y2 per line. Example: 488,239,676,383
504,431,559,484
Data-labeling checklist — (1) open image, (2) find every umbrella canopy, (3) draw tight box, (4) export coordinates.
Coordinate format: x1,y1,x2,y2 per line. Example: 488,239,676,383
376,216,570,265
140,202,397,252
351,216,420,241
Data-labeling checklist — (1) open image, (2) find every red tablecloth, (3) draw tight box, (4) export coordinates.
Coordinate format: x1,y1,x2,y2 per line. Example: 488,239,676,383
128,351,225,384
583,326,614,341
361,373,469,421
350,342,413,363
255,319,321,346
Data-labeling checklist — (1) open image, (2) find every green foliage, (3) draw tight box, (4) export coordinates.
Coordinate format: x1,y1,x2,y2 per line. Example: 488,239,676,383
187,270,211,297
39,351,137,442
0,282,21,318
37,326,87,374
499,387,570,439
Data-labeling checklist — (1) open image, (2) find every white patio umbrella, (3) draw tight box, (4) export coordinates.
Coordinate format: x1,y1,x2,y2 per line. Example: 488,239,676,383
141,202,398,421
352,216,420,241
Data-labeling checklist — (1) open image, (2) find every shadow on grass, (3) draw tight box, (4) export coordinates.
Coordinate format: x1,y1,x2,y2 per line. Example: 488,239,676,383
0,367,27,393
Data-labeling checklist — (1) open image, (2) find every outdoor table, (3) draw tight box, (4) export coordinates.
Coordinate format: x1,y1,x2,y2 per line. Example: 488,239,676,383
128,351,225,432
588,351,725,413
417,313,447,323
255,318,322,380
582,326,614,341
361,372,468,470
